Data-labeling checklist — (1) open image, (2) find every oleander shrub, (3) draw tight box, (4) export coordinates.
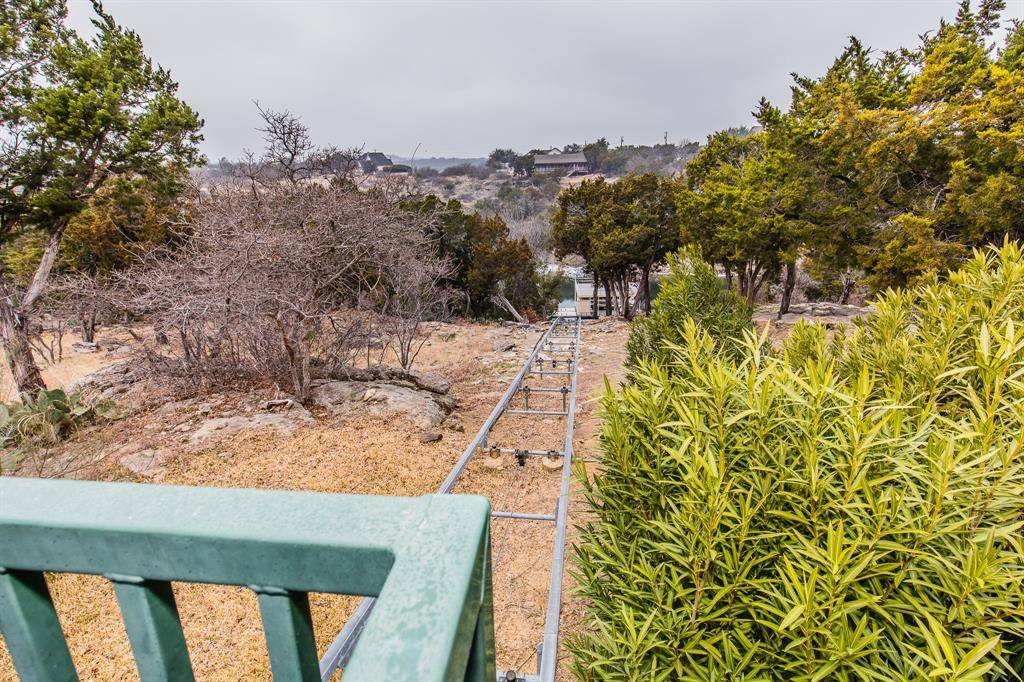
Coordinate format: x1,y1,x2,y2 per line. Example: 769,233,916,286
625,249,752,373
572,243,1024,680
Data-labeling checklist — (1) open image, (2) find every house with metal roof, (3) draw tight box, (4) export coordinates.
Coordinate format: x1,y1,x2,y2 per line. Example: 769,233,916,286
533,151,590,175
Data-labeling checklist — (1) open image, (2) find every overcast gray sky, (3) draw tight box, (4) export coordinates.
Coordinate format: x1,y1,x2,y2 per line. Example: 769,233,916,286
67,0,1018,161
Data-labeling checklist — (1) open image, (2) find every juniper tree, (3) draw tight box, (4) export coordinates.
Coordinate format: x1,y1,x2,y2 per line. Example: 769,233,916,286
0,0,202,395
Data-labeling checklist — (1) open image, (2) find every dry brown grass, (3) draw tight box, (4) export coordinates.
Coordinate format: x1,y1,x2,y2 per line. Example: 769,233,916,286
0,319,629,681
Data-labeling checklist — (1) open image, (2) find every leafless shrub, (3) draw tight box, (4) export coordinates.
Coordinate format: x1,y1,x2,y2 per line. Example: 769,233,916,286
111,105,449,400
367,171,417,204
376,250,452,371
253,101,327,184
119,180,444,401
26,318,65,365
440,163,491,180
42,271,123,344
503,213,551,258
234,104,362,190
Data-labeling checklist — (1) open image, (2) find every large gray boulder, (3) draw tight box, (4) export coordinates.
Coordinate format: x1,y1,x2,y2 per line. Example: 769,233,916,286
69,360,147,399
309,380,455,430
189,405,314,444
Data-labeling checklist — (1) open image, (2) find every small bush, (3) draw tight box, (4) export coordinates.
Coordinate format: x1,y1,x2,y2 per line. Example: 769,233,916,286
625,249,752,372
0,389,119,471
573,243,1024,679
440,163,490,179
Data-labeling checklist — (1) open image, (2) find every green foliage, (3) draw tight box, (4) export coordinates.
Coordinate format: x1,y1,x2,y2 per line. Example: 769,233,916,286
1,0,203,240
678,127,812,304
513,154,535,177
0,0,203,395
573,242,1024,679
487,148,517,168
553,173,679,317
0,388,118,470
402,194,553,319
680,2,1023,300
2,172,189,284
855,214,966,292
625,250,752,371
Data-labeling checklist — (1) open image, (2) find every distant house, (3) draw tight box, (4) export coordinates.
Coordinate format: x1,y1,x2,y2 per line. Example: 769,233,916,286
533,151,590,175
573,275,638,317
359,152,393,173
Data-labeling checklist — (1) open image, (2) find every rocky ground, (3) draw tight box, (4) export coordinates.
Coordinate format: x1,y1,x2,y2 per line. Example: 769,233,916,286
0,317,630,681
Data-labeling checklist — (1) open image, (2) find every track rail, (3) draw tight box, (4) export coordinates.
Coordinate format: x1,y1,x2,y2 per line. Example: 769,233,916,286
319,314,582,682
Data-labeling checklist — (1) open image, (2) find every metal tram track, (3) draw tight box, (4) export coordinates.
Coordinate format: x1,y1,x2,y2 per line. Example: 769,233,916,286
319,313,583,682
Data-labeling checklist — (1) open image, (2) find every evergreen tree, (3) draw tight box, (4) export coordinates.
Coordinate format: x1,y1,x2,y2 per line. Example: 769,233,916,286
0,0,203,394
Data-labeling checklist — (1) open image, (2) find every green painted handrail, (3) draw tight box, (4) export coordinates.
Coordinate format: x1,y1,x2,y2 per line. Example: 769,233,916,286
0,478,496,682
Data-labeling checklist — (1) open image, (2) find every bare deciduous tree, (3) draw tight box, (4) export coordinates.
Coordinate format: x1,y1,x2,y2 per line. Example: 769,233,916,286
103,105,451,401
377,250,452,371
43,271,123,344
253,102,327,185
121,179,443,401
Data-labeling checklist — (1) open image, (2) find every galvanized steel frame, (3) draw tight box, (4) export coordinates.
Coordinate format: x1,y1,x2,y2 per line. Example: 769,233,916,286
320,315,582,682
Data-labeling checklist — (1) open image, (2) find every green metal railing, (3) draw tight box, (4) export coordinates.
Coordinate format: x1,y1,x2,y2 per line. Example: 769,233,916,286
0,478,496,681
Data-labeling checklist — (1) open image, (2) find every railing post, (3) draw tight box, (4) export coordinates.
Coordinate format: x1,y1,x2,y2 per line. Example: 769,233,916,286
109,575,194,682
255,587,320,682
463,542,495,682
0,568,77,682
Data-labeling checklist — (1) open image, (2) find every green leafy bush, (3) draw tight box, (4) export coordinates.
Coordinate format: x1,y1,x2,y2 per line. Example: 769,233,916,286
573,243,1024,679
625,249,752,372
0,389,118,471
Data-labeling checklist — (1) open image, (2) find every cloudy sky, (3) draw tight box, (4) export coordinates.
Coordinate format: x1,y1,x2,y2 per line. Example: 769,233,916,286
67,1,1013,161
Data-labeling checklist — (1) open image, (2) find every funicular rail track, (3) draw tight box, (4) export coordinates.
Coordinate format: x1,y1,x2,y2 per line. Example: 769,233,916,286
319,314,582,682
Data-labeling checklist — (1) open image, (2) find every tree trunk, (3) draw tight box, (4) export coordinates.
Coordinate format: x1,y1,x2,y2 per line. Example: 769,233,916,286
80,311,97,343
591,277,598,318
620,276,636,320
625,277,635,320
744,264,762,306
641,265,652,314
840,283,852,305
284,332,309,403
839,269,856,304
616,278,624,317
0,223,69,398
620,278,629,320
0,292,45,397
778,261,796,318
603,279,612,316
491,294,525,323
